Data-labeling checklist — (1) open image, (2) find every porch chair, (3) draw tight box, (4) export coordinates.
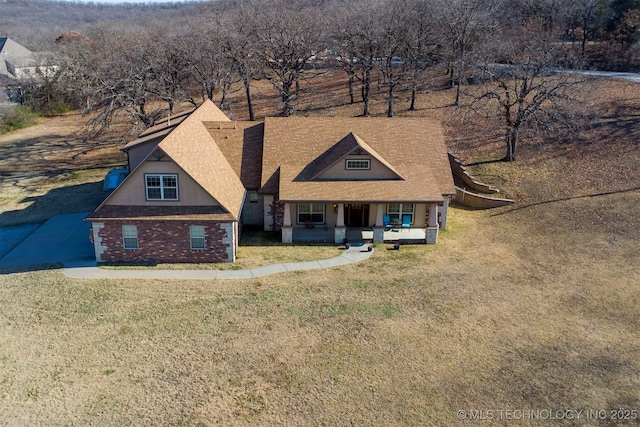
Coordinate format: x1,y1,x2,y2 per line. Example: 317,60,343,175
401,215,411,231
383,214,393,230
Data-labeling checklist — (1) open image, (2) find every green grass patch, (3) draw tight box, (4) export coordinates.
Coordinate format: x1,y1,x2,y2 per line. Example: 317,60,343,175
0,106,39,134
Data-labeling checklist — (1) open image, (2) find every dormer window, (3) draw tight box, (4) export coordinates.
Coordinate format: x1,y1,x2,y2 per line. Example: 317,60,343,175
346,159,370,170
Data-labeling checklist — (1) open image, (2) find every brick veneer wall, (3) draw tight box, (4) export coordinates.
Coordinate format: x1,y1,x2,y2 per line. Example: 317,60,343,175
94,220,235,263
271,196,284,231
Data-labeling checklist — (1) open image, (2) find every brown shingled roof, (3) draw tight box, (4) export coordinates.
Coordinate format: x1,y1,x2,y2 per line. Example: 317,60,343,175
156,106,245,220
90,100,245,221
205,121,264,190
139,108,194,137
87,205,234,221
261,117,455,202
121,128,173,152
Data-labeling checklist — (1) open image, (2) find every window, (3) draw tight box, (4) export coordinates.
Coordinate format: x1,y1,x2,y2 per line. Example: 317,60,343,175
387,203,415,223
298,203,325,224
145,174,178,200
122,225,138,250
346,159,370,170
190,225,206,250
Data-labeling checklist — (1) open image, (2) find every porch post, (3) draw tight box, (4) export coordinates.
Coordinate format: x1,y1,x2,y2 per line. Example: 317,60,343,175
334,203,346,244
426,203,438,244
282,202,293,243
373,203,385,243
439,198,450,230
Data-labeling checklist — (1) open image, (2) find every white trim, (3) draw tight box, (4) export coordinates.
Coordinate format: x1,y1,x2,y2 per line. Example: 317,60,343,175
345,159,371,170
297,202,325,224
190,225,206,250
145,174,178,201
387,203,415,224
122,224,139,250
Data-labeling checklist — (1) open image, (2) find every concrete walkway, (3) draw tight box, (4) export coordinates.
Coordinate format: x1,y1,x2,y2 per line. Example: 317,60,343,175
63,244,374,280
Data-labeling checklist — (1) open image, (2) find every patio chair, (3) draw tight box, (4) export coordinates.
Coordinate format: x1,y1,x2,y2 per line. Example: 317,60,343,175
401,215,411,231
383,214,393,230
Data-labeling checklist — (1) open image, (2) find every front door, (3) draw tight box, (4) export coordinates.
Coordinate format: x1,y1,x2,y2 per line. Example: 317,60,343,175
345,204,370,227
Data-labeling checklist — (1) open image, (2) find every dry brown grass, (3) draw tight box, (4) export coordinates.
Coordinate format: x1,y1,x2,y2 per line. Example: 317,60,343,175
0,113,125,226
0,69,639,426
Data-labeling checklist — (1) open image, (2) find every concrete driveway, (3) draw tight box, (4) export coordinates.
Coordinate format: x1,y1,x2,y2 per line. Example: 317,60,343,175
0,212,94,270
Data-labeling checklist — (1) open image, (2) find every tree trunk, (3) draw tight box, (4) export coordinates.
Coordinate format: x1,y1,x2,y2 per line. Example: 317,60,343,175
243,74,255,121
409,70,418,111
220,82,230,109
387,81,394,118
347,68,355,104
504,127,519,162
362,68,371,116
282,82,294,117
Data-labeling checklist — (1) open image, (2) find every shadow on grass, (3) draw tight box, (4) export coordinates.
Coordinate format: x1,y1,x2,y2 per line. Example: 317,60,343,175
0,181,108,227
491,186,640,217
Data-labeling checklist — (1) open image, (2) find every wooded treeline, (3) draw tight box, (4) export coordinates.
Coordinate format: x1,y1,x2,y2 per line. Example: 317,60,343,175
6,0,640,160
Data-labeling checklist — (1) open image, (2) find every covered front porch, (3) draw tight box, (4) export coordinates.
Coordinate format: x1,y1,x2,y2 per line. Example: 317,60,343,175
279,201,442,245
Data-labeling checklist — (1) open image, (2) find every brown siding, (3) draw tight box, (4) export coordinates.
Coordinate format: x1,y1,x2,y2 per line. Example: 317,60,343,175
96,220,234,263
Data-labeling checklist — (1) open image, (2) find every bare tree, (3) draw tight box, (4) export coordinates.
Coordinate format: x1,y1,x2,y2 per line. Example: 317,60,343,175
474,17,589,161
378,0,407,117
146,27,194,113
180,18,230,105
336,0,386,116
403,0,440,111
58,25,184,133
219,3,263,120
433,0,496,105
566,0,611,56
253,0,325,116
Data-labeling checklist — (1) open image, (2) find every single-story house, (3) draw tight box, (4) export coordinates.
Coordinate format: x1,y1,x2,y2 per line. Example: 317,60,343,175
87,100,455,263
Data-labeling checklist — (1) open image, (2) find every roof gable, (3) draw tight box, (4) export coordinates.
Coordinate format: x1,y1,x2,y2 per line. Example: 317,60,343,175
309,132,404,180
156,103,244,219
261,117,455,202
94,100,245,220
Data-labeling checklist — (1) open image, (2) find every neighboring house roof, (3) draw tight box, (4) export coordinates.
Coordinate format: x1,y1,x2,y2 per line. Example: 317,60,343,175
0,37,36,79
261,117,455,203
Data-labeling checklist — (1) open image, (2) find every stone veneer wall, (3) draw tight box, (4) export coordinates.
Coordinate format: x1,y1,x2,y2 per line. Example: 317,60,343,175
94,220,235,263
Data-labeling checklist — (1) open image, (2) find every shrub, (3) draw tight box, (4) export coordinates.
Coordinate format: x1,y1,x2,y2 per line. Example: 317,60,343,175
0,106,39,134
